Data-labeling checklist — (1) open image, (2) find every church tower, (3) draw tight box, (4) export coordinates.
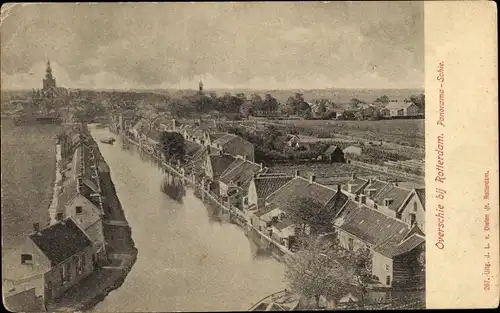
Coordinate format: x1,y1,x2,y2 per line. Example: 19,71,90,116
199,80,204,94
43,60,56,90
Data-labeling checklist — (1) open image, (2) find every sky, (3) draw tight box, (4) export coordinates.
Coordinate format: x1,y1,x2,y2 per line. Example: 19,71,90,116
1,2,424,90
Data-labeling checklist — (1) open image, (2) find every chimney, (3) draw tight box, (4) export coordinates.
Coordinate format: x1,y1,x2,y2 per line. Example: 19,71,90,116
337,184,341,193
368,177,373,185
33,223,40,233
295,170,300,177
351,173,356,180
243,154,247,161
56,213,63,221
309,173,316,183
359,194,367,205
384,198,394,206
219,149,223,156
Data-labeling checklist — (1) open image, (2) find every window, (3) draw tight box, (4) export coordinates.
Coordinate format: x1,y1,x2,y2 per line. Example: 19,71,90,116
409,213,417,226
413,202,418,212
76,206,83,214
385,264,390,272
386,275,391,286
21,254,33,265
76,255,83,275
62,262,71,284
348,238,354,251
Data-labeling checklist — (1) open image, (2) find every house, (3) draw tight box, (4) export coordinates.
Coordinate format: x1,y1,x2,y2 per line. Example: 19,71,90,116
397,188,426,233
250,203,284,236
333,201,425,288
253,173,348,248
55,144,106,260
19,217,95,304
202,131,227,147
341,174,370,199
218,156,264,201
245,173,294,210
381,102,419,117
118,110,136,133
363,181,414,219
323,145,345,163
211,133,255,162
343,145,362,157
204,153,236,181
287,135,335,151
270,218,295,249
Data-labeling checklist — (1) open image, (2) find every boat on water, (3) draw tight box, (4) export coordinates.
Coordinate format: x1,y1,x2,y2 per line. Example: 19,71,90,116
100,137,116,144
95,123,108,129
248,290,299,311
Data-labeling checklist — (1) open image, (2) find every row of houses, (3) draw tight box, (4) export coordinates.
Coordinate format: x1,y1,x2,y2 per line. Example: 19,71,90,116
309,101,421,119
118,112,425,291
245,172,425,289
12,130,108,305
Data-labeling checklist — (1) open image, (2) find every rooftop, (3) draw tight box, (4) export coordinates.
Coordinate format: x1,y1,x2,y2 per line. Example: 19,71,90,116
29,217,92,266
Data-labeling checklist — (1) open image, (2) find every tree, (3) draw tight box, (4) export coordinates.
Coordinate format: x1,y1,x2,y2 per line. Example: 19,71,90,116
250,93,264,111
317,102,327,115
285,236,356,309
239,100,255,118
375,95,390,104
159,131,186,163
263,93,279,112
349,98,365,108
287,197,335,237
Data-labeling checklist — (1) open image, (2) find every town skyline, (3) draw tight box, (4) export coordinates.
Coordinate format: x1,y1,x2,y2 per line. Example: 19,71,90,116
1,2,423,91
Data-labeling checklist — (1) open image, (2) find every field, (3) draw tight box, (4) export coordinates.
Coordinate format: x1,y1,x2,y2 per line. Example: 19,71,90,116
1,118,68,251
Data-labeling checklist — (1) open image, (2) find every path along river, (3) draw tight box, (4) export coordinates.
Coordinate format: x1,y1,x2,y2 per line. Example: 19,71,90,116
88,126,286,312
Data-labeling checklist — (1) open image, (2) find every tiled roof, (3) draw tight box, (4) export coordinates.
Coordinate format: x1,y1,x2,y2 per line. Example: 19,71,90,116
210,154,236,178
266,176,338,210
185,141,202,158
274,218,294,230
334,204,412,258
365,179,389,195
373,184,412,212
192,129,204,139
342,177,369,194
147,126,162,143
392,234,425,256
152,116,172,129
56,179,79,213
254,203,279,218
208,132,227,141
29,217,92,265
219,159,262,186
220,158,245,178
212,133,238,147
79,180,102,211
415,188,426,210
254,176,294,201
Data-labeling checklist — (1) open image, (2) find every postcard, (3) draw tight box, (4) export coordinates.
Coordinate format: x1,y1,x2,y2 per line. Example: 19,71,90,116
1,1,498,311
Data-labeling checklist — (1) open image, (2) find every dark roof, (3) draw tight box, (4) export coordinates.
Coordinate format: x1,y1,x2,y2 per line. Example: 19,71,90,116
254,176,294,201
185,141,202,157
415,188,426,210
393,234,425,256
334,204,412,258
207,132,226,141
254,203,279,217
267,176,338,210
324,145,342,155
29,217,92,265
219,159,262,186
341,177,369,194
147,126,162,143
220,158,245,177
373,184,412,212
274,218,294,230
210,154,236,178
364,179,388,195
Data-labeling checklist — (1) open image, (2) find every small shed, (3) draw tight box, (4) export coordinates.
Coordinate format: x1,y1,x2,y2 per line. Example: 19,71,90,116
324,145,345,163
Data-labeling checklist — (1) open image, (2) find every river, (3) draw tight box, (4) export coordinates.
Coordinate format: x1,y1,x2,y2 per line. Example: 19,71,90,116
88,126,286,312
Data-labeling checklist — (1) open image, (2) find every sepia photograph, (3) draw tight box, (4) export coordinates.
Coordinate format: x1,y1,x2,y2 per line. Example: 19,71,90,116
1,2,427,311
